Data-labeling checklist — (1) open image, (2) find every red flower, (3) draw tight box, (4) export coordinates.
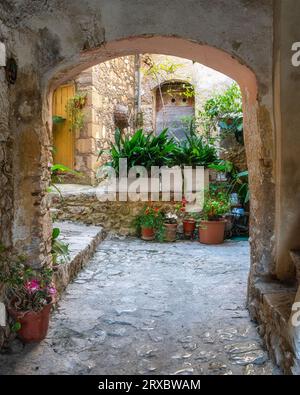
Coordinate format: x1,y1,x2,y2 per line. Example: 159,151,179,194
182,197,187,206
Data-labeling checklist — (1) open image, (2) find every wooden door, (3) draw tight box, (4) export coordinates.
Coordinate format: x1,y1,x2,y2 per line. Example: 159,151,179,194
155,82,195,140
52,84,75,169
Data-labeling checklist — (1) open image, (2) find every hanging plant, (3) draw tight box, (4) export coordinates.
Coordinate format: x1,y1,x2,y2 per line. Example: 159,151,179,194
65,92,87,132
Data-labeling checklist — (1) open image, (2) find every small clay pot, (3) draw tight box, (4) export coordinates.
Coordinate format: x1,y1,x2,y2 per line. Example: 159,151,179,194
8,302,52,343
183,219,196,238
199,220,226,245
141,227,155,241
164,223,177,242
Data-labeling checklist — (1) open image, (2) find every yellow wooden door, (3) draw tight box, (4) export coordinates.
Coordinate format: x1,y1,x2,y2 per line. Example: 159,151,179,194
52,84,75,169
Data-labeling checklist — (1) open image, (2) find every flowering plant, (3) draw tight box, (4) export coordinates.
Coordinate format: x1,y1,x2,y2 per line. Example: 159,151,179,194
162,198,188,224
135,205,163,230
202,189,230,220
0,246,56,312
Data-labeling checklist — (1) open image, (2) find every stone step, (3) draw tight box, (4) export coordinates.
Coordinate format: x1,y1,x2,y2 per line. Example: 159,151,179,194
52,221,106,297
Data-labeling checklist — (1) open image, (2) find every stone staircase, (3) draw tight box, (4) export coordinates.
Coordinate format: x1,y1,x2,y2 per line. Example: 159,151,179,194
52,221,106,297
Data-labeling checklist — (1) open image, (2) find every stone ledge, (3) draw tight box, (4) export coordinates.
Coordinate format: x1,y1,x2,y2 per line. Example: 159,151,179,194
249,278,298,374
53,221,106,297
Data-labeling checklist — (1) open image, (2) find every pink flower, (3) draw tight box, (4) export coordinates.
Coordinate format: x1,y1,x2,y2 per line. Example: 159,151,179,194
25,279,40,293
47,286,57,296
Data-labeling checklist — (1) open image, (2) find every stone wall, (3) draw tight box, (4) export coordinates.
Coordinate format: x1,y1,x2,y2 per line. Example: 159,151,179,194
73,56,136,184
0,23,14,348
51,190,179,236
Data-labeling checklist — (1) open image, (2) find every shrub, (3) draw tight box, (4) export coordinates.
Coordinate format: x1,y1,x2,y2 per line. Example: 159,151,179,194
99,128,178,174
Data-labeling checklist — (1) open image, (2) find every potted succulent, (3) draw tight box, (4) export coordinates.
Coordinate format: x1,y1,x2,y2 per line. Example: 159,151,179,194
199,190,230,245
135,205,163,241
0,247,56,343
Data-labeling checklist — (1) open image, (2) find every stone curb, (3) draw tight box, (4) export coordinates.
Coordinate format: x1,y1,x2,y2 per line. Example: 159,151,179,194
53,226,106,299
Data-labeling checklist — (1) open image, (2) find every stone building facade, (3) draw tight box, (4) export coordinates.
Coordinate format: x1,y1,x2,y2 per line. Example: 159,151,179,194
53,56,136,184
140,54,234,133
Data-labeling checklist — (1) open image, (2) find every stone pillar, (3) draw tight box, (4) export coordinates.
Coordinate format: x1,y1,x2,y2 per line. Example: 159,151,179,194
11,72,52,268
274,0,300,281
0,41,13,248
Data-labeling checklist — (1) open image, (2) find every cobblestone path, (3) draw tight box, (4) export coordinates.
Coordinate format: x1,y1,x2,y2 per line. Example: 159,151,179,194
0,238,281,375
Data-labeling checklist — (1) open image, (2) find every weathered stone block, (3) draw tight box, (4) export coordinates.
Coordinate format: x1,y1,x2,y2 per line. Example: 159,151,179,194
77,138,96,153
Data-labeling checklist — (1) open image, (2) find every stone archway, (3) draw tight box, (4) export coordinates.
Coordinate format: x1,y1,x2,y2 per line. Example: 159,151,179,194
24,36,277,362
44,36,273,276
40,35,287,366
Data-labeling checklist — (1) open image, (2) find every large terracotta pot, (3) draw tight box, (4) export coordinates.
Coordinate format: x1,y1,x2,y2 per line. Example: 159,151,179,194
8,303,52,343
183,219,196,238
199,220,226,245
141,226,155,241
164,223,177,242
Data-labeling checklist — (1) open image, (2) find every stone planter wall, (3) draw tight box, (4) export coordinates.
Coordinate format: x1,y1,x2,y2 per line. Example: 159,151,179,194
51,191,180,236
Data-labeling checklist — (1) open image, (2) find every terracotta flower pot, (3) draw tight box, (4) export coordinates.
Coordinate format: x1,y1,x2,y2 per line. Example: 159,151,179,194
8,303,52,343
199,220,226,245
183,219,196,238
141,226,155,241
164,223,177,242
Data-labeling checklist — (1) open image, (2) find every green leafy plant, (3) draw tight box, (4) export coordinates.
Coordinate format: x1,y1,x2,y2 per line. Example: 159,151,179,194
99,128,178,174
52,115,66,125
0,246,56,312
48,163,81,196
66,92,87,132
199,83,243,143
173,123,218,168
51,228,70,266
209,160,249,206
229,170,249,205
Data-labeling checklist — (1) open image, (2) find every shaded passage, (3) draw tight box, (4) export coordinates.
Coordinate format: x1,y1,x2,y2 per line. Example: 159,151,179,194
0,238,280,375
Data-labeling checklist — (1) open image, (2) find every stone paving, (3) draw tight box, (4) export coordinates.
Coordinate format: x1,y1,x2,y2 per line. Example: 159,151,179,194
0,237,281,375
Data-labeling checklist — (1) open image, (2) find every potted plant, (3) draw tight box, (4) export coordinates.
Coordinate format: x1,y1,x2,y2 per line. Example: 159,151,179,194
173,197,196,239
135,205,163,241
163,213,178,242
183,217,196,239
199,190,230,245
0,247,56,343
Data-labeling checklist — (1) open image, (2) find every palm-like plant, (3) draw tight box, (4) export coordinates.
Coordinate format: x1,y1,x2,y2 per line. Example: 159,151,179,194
173,127,218,168
99,129,178,174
